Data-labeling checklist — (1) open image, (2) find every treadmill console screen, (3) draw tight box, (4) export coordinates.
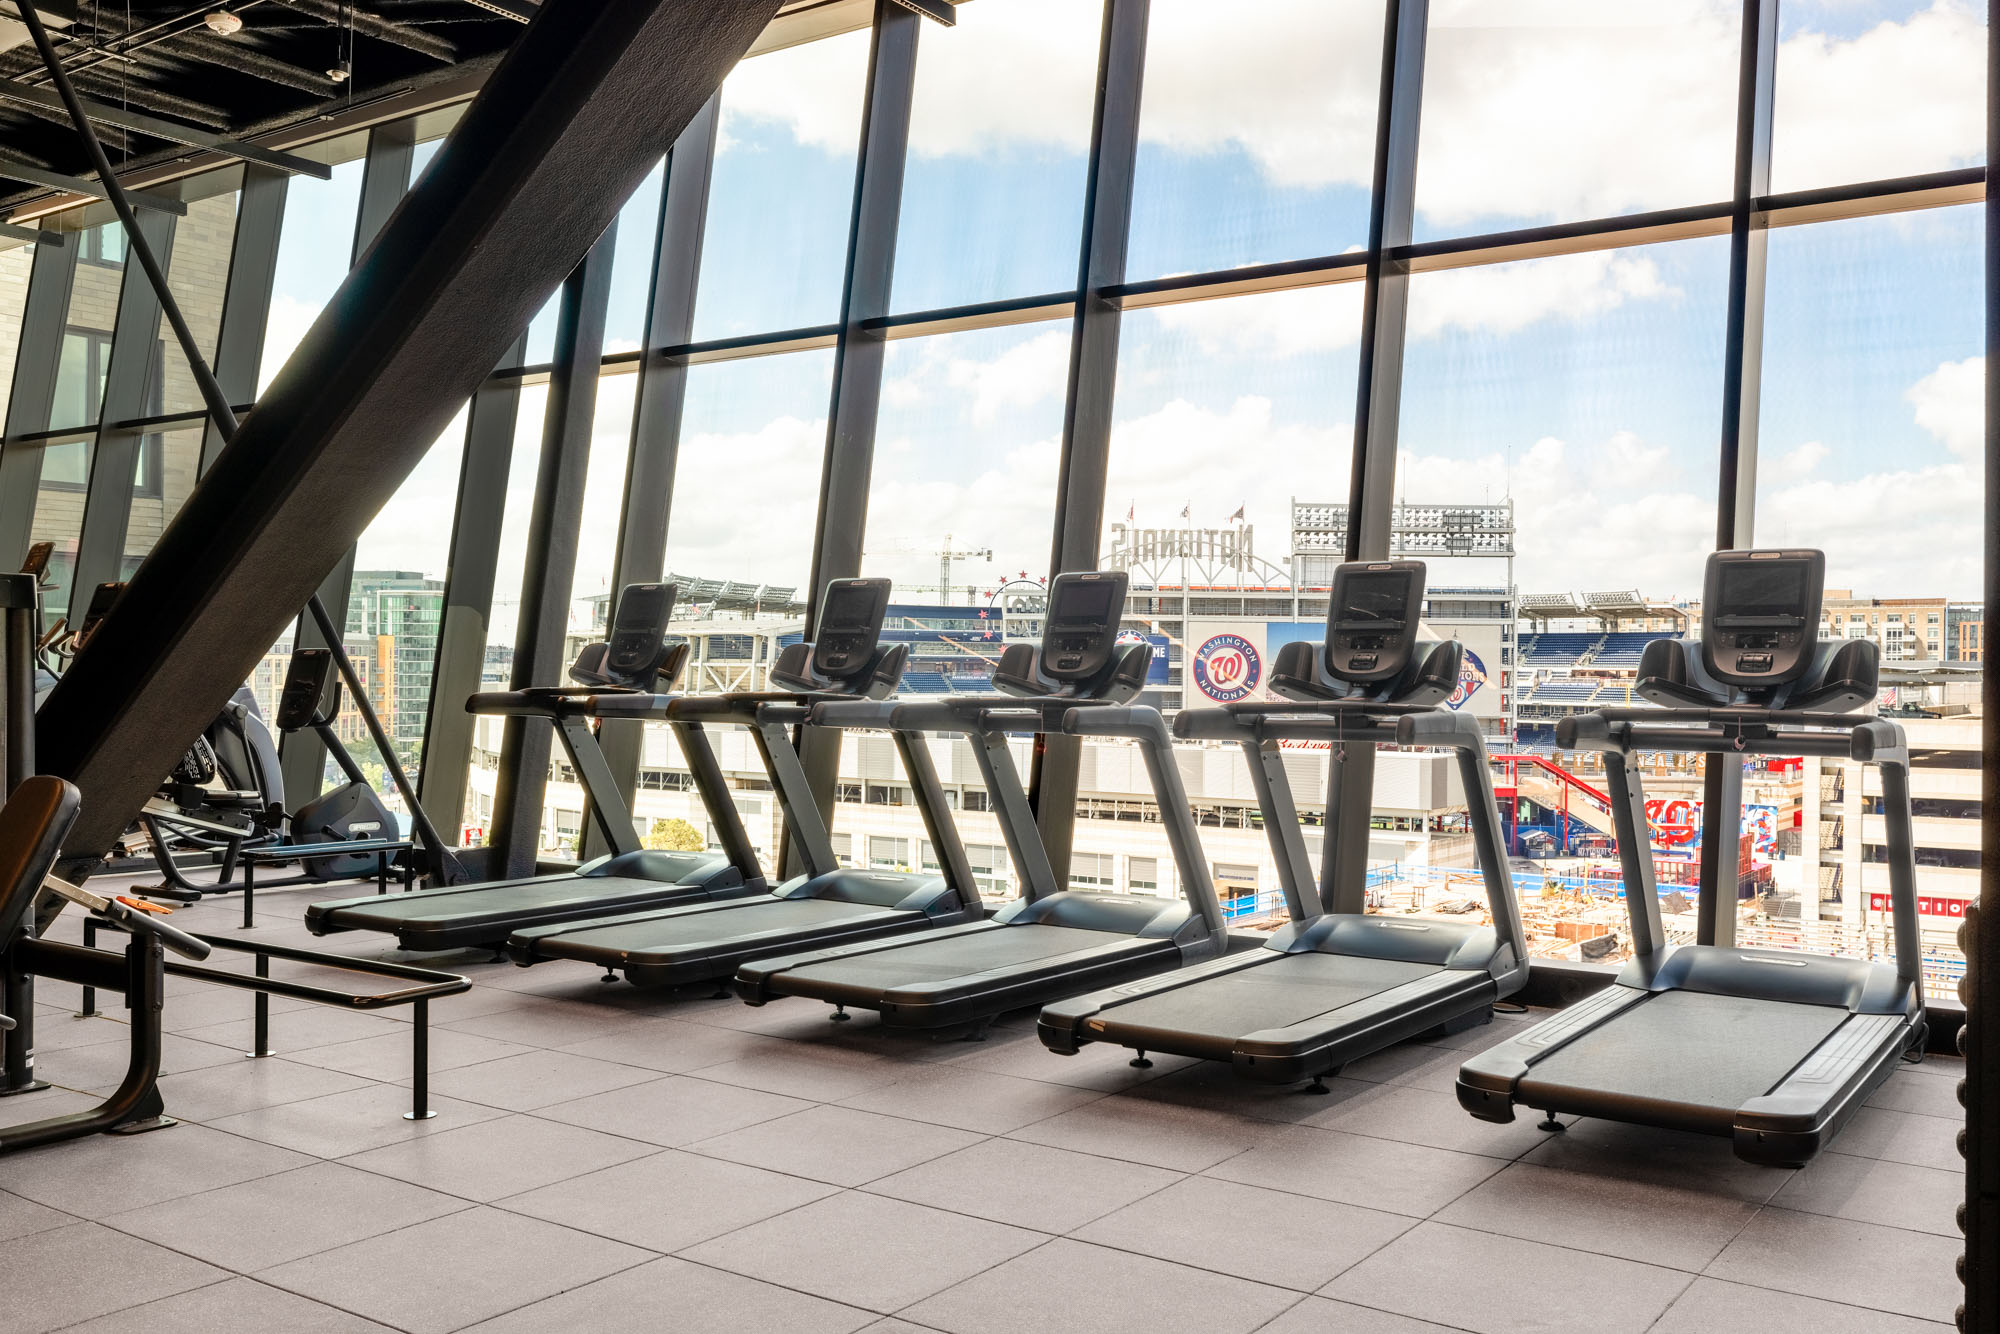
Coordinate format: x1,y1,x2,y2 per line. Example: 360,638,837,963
604,582,677,685
1041,571,1127,681
1325,561,1425,683
812,577,891,678
1702,548,1825,687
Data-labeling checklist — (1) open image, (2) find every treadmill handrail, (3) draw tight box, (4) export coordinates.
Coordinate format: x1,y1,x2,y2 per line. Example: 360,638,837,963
1059,707,1226,939
465,686,672,721
1561,713,1905,763
1395,709,1528,979
889,696,1113,736
1174,709,1402,745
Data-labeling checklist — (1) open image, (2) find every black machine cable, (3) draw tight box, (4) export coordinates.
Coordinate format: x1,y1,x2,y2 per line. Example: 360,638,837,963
14,0,467,890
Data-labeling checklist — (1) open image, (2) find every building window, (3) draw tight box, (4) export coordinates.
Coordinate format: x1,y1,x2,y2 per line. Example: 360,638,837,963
869,836,910,870
1071,852,1113,888
1126,856,1159,893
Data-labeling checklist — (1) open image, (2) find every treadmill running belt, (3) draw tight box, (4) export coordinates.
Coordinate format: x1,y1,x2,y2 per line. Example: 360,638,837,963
1520,989,1850,1118
545,898,900,957
1101,953,1439,1042
779,924,1134,989
320,876,696,932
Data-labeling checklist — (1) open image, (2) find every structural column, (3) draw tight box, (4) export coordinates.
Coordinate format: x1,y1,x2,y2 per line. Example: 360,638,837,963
789,0,921,874
1031,0,1147,883
487,236,617,878
1326,0,1427,911
1699,0,1777,947
581,95,721,862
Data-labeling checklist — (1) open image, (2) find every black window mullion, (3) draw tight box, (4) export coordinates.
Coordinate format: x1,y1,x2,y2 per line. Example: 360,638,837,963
1030,0,1147,886
0,232,81,568
68,206,179,620
197,165,291,474
580,94,721,863
487,234,617,878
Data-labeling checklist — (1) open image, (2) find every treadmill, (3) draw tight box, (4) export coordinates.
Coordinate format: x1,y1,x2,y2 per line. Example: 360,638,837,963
1040,560,1528,1088
305,583,756,952
1458,548,1926,1167
735,570,1228,1032
505,578,986,986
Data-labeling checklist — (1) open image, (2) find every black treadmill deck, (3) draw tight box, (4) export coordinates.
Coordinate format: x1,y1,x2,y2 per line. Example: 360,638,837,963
1518,989,1851,1133
776,923,1132,990
1096,952,1439,1047
531,896,926,986
308,875,737,951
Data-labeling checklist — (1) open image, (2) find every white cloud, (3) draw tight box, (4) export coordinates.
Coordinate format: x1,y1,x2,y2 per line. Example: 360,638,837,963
719,1,1980,232
1907,355,1983,461
945,329,1074,426
1409,252,1673,339
1773,439,1829,480
257,292,321,394
663,414,827,588
1140,249,1673,363
1772,1,1986,190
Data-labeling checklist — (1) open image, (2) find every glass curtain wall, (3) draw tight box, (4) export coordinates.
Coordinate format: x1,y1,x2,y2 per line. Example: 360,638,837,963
0,0,1984,993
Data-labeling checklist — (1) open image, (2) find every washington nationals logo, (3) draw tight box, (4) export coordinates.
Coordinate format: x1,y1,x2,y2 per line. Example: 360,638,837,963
1193,634,1261,703
1448,648,1488,710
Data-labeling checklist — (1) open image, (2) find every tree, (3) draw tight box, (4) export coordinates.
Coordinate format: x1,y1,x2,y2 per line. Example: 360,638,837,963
645,817,704,853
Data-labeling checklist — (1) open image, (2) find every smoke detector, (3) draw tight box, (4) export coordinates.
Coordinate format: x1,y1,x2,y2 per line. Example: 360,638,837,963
203,11,243,35
326,62,349,82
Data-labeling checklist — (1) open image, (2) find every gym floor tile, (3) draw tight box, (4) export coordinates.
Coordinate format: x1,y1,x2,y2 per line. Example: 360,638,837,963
1704,1207,1964,1321
457,1255,877,1334
1205,1122,1503,1217
281,1025,534,1082
0,1086,104,1129
34,1031,243,1088
496,1148,838,1253
679,1190,1044,1313
1517,1118,1791,1204
0,1120,312,1218
257,1206,650,1334
1297,1079,1567,1159
691,1043,905,1102
1119,1057,1341,1125
535,1072,811,1146
1828,1106,1963,1171
13,1011,133,1052
1005,1093,1267,1172
835,1062,1104,1134
1771,1150,1963,1237
954,1033,1195,1091
422,1048,660,1111
151,984,317,1033
902,1237,1298,1334
1867,1067,1966,1119
689,1102,982,1187
180,1004,407,1053
152,1055,372,1123
338,1112,654,1202
0,1188,77,1242
1433,1160,1763,1271
51,1275,398,1333
1255,1296,1464,1333
556,1016,782,1073
1335,1041,1467,1092
206,1082,507,1158
102,1160,469,1271
865,1137,1180,1233
1649,1276,1955,1333
436,998,656,1047
4,1222,227,1334
1073,1176,1411,1292
1324,1221,1693,1334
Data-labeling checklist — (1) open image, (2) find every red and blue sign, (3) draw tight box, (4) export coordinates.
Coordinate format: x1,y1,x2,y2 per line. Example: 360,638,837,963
1448,648,1488,710
1193,633,1261,703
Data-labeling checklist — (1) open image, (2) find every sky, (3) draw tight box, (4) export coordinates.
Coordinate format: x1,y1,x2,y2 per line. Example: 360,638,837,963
242,0,1989,637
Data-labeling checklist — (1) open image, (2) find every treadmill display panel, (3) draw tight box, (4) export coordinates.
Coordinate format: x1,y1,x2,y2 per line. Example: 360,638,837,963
1325,561,1425,683
814,577,891,677
604,582,677,687
1701,549,1824,687
1042,572,1127,681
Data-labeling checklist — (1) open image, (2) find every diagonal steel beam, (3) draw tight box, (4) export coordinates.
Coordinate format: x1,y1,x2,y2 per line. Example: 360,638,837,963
36,0,782,878
0,76,333,177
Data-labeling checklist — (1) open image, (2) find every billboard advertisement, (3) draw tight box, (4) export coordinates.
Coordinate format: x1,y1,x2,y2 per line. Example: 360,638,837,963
1184,620,1501,717
1645,799,1780,858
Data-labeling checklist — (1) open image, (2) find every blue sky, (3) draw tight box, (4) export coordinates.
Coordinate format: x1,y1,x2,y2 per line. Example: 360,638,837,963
241,0,1988,625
